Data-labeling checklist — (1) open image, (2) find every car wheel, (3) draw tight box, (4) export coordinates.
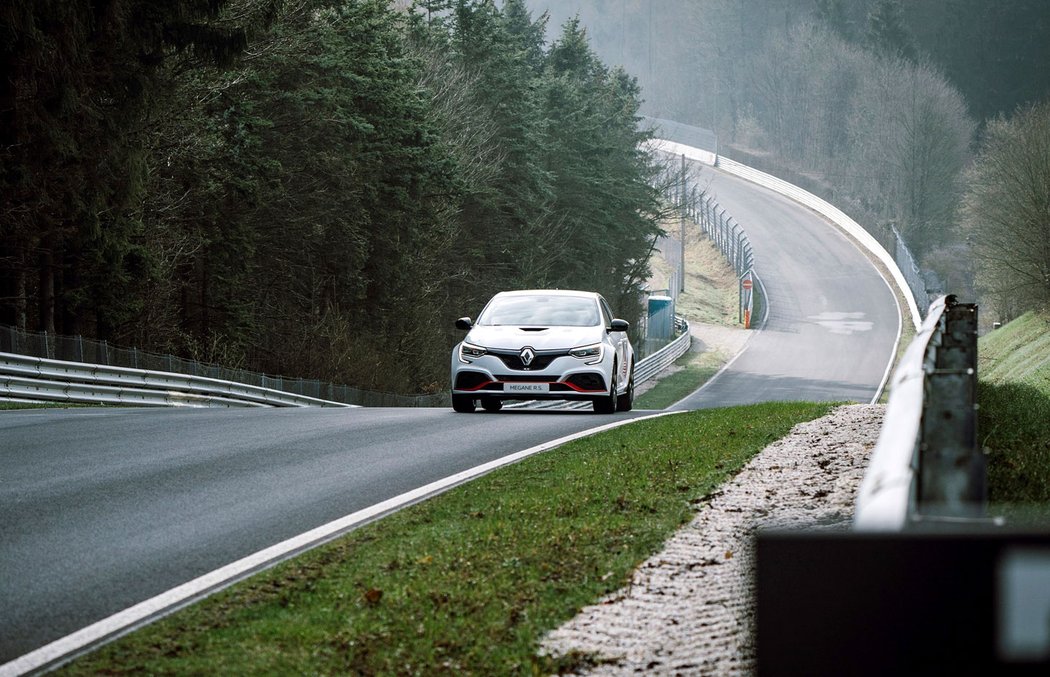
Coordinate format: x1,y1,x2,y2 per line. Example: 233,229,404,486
593,368,617,414
452,394,476,413
617,371,634,412
481,397,503,413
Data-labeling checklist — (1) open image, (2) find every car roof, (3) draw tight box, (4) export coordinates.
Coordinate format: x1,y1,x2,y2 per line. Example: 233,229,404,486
492,289,599,298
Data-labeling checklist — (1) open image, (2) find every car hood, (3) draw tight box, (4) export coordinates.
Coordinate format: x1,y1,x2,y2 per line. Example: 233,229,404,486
465,325,605,352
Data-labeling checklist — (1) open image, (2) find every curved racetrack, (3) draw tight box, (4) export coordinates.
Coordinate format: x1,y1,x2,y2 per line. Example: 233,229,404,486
0,166,902,668
672,165,900,409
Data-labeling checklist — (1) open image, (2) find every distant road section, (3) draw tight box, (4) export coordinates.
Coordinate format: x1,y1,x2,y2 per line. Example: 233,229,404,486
673,165,901,409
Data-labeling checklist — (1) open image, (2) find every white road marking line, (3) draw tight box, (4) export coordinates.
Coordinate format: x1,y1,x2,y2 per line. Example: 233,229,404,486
0,410,682,676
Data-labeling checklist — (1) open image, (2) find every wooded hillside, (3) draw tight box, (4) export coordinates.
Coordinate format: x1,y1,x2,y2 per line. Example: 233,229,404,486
0,0,665,394
529,0,1050,320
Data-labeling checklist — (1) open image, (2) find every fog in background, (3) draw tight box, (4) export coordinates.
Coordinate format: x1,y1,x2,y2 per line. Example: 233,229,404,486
525,0,1050,130
523,0,1050,318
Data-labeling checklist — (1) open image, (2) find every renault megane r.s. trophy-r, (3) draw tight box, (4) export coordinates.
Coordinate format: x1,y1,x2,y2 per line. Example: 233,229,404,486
450,290,634,413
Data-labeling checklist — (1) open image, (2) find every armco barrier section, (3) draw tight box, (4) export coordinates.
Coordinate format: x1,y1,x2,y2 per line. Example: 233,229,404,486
756,303,1048,677
0,353,352,408
853,295,982,530
635,317,691,384
0,324,447,408
2,317,690,409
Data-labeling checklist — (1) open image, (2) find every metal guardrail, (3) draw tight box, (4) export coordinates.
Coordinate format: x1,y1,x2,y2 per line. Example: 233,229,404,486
0,353,353,408
1,317,692,410
0,324,448,408
853,295,982,530
635,317,691,385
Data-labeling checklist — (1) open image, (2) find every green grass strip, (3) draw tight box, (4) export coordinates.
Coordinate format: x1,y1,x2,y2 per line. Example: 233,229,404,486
981,380,1050,509
978,311,1050,519
0,402,93,410
634,340,731,411
61,402,834,675
634,362,720,410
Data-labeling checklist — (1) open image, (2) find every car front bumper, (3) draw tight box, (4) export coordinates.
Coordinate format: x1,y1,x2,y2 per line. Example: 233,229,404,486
450,352,612,401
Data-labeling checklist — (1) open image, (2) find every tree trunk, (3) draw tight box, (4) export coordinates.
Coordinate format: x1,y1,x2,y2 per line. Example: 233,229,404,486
38,251,55,334
15,264,27,329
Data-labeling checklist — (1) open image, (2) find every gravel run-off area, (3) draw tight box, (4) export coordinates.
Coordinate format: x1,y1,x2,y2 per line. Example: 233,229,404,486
541,403,886,675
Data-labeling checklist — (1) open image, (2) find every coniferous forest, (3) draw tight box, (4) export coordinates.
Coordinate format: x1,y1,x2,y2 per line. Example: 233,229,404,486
0,0,665,394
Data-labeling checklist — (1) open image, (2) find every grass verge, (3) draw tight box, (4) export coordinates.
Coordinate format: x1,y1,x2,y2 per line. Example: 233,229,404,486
634,348,724,410
978,311,1050,521
0,401,91,410
640,222,744,409
649,225,739,326
61,402,835,675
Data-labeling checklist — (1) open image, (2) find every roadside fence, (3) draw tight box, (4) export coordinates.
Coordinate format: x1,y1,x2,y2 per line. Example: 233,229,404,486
892,225,944,318
0,324,446,408
1,313,691,409
655,151,758,329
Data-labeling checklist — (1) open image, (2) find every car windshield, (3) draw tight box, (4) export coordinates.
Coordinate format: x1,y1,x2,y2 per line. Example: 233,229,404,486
478,295,600,327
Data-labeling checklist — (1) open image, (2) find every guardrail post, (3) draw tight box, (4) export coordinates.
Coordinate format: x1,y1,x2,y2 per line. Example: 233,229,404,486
729,222,738,268
917,298,983,517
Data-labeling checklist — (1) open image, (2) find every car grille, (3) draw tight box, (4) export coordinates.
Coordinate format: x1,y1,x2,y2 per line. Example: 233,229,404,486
490,349,568,371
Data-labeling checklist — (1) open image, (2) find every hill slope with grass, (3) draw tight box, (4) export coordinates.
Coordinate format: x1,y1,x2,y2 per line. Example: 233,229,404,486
980,311,1050,390
978,311,1050,511
638,223,749,409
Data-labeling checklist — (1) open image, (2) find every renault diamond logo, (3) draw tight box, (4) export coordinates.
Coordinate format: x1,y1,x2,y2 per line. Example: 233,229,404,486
520,347,535,367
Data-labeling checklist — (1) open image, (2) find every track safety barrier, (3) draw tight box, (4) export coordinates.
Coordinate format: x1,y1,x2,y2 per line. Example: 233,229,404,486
0,353,353,408
2,317,690,410
853,295,982,530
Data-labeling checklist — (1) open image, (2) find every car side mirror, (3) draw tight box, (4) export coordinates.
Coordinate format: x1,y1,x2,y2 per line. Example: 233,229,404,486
455,317,473,331
609,319,629,333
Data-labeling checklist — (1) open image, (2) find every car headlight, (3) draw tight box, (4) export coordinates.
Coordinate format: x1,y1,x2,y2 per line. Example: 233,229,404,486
459,342,487,363
569,343,603,364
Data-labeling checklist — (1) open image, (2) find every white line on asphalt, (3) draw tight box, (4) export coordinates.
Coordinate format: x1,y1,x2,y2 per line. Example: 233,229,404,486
667,270,767,411
0,410,683,677
870,265,904,405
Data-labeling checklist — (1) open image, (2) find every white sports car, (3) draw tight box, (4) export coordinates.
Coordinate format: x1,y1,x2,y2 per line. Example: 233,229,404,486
450,290,635,413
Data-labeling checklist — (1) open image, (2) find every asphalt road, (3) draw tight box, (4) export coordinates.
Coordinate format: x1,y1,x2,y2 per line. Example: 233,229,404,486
0,168,903,667
0,405,648,662
672,166,901,409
